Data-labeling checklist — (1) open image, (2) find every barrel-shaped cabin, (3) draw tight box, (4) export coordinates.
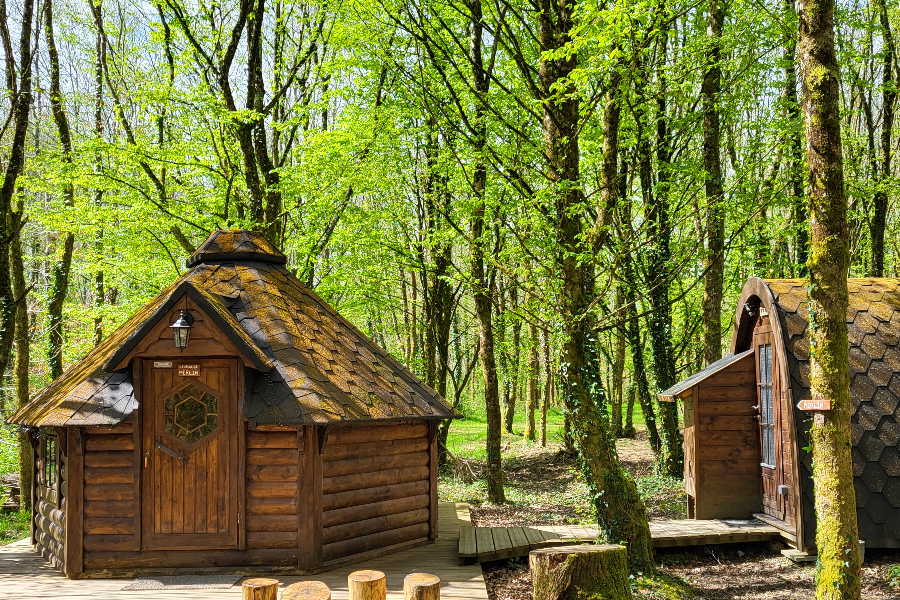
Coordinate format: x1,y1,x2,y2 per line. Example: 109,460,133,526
661,278,900,551
9,230,453,577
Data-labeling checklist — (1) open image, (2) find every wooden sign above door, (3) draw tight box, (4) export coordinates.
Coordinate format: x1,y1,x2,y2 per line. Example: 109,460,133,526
797,398,831,411
178,364,201,377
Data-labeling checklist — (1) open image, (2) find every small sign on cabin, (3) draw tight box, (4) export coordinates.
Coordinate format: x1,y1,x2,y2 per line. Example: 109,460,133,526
178,364,201,377
797,399,831,411
153,361,173,368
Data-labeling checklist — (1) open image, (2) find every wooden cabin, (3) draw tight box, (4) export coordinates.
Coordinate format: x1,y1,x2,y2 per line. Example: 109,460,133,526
8,230,453,578
660,277,900,551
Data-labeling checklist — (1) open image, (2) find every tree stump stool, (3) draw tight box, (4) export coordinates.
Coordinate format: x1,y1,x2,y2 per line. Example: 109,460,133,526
243,578,279,600
404,573,440,600
282,581,332,600
529,544,632,600
349,570,387,600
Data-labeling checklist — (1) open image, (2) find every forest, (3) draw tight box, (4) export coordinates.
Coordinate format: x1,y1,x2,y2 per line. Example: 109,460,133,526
1,0,900,596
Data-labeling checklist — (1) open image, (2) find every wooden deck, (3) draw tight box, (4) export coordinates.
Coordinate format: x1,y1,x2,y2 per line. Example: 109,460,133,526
459,518,782,563
0,502,486,600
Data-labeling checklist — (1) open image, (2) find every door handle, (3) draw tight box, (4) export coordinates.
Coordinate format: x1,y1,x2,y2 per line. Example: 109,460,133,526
155,441,187,462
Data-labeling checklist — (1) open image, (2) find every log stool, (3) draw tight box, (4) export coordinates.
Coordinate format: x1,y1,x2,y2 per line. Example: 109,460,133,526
530,544,632,600
243,578,279,600
282,581,331,600
404,573,440,600
349,570,387,600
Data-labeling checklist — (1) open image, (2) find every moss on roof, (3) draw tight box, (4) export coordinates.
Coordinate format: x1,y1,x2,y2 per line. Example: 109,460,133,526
9,230,452,427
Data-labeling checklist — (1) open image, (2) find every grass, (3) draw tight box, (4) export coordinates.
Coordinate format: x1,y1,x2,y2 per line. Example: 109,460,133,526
0,423,29,546
439,404,684,524
0,510,29,546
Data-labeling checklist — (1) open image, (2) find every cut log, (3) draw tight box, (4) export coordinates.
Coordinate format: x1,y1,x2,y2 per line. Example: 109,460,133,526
529,544,632,600
348,570,386,600
404,573,440,600
282,581,331,600
242,577,278,600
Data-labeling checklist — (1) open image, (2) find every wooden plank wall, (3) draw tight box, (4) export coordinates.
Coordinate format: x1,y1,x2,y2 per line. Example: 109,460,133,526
33,430,66,572
82,422,138,556
695,355,763,519
245,428,300,566
321,423,431,565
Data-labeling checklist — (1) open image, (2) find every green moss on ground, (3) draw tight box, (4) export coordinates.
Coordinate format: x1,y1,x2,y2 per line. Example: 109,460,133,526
630,571,694,599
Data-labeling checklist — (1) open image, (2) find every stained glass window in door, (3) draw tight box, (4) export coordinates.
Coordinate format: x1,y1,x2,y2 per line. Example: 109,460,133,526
163,384,219,444
758,343,775,467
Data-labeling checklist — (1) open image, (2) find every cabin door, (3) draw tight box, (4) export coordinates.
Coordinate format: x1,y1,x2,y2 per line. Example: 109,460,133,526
141,358,240,550
754,327,785,522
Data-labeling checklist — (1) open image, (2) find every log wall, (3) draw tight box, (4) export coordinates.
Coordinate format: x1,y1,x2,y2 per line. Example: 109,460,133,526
33,429,66,572
320,423,432,564
245,428,300,564
82,422,139,555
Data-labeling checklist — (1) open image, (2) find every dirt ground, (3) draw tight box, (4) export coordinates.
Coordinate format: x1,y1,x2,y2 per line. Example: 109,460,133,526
470,435,900,600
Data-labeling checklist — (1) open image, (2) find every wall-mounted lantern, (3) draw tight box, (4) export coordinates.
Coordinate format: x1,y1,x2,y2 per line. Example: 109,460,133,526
170,310,194,351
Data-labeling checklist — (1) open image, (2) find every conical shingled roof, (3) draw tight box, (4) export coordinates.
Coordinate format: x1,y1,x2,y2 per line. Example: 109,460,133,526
9,230,452,427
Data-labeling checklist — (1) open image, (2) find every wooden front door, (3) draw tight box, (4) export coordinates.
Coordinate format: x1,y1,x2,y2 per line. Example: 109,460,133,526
141,358,240,550
754,322,785,522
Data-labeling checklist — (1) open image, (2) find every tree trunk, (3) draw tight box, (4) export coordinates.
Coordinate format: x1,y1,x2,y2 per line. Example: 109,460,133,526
539,0,653,570
45,0,76,380
783,0,807,274
612,288,626,436
541,328,550,447
647,17,684,477
525,319,538,441
11,201,30,511
871,0,894,277
623,384,637,438
508,285,522,432
470,0,503,503
702,0,725,366
92,0,105,345
0,0,37,385
619,187,661,452
798,0,862,594
530,545,632,600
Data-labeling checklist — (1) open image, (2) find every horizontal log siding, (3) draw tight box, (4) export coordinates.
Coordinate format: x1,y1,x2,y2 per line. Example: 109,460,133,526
321,424,430,561
82,423,137,555
246,430,300,555
33,429,65,572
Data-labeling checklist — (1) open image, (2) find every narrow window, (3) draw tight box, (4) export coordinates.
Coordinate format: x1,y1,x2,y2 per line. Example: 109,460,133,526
758,344,775,467
42,435,58,489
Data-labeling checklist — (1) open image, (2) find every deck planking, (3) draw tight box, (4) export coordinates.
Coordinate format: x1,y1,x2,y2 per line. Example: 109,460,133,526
459,518,782,563
0,502,486,600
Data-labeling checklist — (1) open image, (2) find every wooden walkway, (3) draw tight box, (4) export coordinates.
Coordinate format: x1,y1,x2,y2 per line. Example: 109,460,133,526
0,502,486,600
459,518,781,563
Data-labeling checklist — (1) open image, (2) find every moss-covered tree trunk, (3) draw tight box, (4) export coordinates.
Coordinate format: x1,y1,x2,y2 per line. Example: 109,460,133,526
0,0,36,388
45,0,76,380
469,0,504,503
701,0,725,366
647,16,684,477
797,0,861,596
11,202,30,511
530,545,632,600
539,0,654,571
525,319,538,441
782,0,808,275
870,0,894,277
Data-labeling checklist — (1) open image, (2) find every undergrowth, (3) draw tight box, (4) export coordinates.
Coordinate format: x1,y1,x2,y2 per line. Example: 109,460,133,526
0,510,29,546
888,564,900,588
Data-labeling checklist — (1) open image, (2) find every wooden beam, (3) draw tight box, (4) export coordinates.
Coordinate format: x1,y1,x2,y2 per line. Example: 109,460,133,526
64,428,84,577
